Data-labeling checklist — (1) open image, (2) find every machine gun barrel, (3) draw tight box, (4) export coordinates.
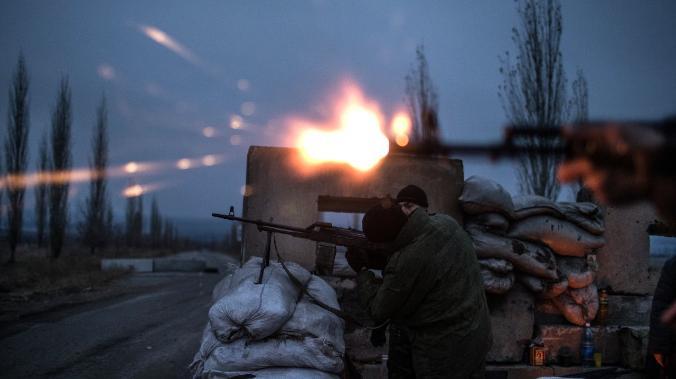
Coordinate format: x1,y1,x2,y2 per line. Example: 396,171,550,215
212,212,388,251
399,126,567,159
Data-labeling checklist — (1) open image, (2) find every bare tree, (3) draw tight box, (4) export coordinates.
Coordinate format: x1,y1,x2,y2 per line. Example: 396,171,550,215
149,196,162,248
499,0,568,200
79,96,112,254
570,69,589,123
405,44,440,146
35,133,48,248
568,69,594,201
5,55,30,262
125,193,137,247
135,194,144,245
48,77,73,259
163,219,175,248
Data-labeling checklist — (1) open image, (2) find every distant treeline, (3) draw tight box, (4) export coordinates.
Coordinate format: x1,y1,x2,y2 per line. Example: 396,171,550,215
1,54,236,261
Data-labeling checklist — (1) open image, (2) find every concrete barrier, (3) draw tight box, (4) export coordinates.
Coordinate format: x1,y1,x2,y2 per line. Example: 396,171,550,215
153,259,206,272
101,258,154,272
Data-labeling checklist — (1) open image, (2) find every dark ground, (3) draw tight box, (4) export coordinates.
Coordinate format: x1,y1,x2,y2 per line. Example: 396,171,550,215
0,271,226,379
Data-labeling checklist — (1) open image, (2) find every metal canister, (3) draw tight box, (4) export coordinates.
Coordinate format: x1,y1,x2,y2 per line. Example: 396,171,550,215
596,289,609,325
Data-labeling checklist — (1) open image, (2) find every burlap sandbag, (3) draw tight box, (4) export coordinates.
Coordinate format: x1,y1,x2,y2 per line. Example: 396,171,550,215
480,268,515,294
556,256,596,289
540,278,568,299
465,212,510,233
517,274,545,293
459,176,514,216
478,258,513,274
512,195,604,235
466,226,558,280
551,284,599,326
508,216,605,257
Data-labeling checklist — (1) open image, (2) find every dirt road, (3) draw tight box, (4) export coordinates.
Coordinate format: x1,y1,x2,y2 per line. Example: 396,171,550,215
1,268,231,378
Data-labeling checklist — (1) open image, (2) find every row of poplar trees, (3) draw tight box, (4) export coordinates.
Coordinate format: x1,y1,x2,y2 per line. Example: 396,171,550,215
3,55,179,263
3,54,112,261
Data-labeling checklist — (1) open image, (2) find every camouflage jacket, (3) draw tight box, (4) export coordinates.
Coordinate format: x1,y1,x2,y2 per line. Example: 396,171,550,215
357,208,489,335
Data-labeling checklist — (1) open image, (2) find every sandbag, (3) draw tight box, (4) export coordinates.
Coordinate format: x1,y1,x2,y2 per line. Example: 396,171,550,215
280,276,344,354
508,216,605,257
569,284,599,321
201,333,344,374
552,291,586,326
331,250,357,277
517,274,545,293
466,226,558,280
556,256,595,289
478,258,513,274
551,284,599,326
202,368,339,379
512,195,604,235
465,213,510,233
211,274,233,303
209,257,311,342
480,268,514,294
540,278,568,299
567,271,595,289
459,176,514,216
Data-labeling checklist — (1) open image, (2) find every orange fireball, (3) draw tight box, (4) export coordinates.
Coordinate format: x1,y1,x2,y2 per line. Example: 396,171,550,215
294,84,390,172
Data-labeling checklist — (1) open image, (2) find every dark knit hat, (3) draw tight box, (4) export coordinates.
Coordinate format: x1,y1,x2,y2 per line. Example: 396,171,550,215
396,184,429,208
362,199,408,243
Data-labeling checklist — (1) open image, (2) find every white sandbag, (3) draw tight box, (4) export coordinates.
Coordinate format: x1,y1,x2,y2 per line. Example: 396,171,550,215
305,275,340,309
459,176,514,216
508,216,605,256
512,195,604,235
466,226,558,280
517,274,545,293
191,323,343,377
466,213,510,232
203,368,339,379
211,274,233,303
480,268,514,294
280,276,345,354
331,250,357,277
202,334,344,373
209,257,311,342
478,258,513,274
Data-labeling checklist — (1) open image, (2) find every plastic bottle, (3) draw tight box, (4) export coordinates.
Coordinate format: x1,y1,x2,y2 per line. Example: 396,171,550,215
580,323,595,367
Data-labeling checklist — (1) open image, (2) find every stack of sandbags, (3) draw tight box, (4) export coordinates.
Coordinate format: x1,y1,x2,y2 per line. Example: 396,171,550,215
461,176,559,294
459,176,604,326
191,257,345,378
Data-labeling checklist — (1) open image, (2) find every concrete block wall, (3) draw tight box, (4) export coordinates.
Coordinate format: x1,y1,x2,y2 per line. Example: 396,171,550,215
240,146,464,269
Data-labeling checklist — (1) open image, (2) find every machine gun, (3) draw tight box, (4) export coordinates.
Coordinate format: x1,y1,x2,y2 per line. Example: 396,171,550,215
400,118,675,173
212,207,390,279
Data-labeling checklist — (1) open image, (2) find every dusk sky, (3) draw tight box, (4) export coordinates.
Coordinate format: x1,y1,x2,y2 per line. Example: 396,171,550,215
1,1,675,231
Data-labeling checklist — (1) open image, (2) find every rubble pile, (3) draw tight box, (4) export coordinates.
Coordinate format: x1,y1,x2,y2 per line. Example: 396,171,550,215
191,257,345,379
460,176,606,326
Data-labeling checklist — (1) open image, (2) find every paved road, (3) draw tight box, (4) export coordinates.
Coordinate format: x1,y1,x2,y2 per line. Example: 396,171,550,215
1,257,236,379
